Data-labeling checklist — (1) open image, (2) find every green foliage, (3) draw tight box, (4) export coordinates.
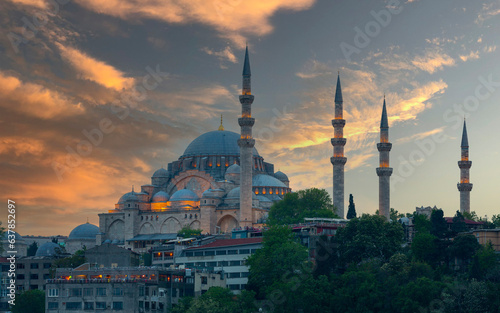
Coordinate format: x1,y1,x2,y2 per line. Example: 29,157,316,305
246,225,310,299
390,208,404,222
172,288,256,313
451,210,468,234
430,209,448,239
27,242,38,257
334,214,404,266
463,211,479,222
346,194,356,219
492,214,500,227
411,233,439,265
177,226,202,238
268,188,336,226
413,213,431,234
448,235,481,268
171,297,193,313
11,289,45,313
50,249,85,277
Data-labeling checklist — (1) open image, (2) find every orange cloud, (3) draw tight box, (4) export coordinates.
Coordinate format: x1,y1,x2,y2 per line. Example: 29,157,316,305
57,43,135,91
6,0,47,9
0,71,84,119
73,0,316,46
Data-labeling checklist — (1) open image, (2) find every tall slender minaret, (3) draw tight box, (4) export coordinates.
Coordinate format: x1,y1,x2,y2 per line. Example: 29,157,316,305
331,74,347,218
238,46,255,228
457,120,472,214
376,97,392,220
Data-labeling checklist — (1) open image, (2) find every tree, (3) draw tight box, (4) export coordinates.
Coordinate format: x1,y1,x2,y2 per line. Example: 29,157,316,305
413,213,431,234
267,188,336,226
27,242,38,257
177,226,202,238
411,233,439,265
50,249,85,277
451,210,468,235
334,214,404,266
346,194,356,219
11,289,45,313
390,208,404,222
463,211,479,222
246,225,310,299
448,234,481,269
491,214,500,227
430,209,448,239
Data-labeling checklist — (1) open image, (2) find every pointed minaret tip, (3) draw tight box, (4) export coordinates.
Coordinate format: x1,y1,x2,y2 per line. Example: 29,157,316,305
380,97,389,128
335,74,343,103
218,114,225,131
243,45,251,76
461,119,469,147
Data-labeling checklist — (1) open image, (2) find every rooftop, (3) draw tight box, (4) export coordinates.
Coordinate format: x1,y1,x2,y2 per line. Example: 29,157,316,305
187,237,262,250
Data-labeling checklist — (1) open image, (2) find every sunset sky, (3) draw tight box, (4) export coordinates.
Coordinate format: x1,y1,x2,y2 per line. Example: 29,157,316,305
1,0,500,236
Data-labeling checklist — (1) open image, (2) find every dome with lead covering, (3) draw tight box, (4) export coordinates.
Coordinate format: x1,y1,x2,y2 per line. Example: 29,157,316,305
35,242,63,257
118,191,140,203
68,223,99,240
226,163,241,174
252,174,287,188
170,189,199,202
152,191,170,202
274,171,289,182
182,130,259,157
152,168,169,178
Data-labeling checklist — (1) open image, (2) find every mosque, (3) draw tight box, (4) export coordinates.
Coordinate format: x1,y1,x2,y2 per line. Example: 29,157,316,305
95,48,291,252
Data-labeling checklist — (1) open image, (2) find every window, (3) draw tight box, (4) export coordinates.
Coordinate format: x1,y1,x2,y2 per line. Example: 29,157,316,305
229,272,241,278
205,251,215,256
228,284,240,290
96,302,107,310
185,263,195,267
216,250,227,255
43,274,50,280
84,302,94,310
44,263,52,269
145,286,149,296
229,261,240,266
195,262,205,267
30,285,38,290
112,287,123,296
16,274,24,280
251,249,258,253
1,265,9,272
112,301,123,310
30,274,39,280
186,252,194,257
47,302,58,310
207,262,217,267
241,272,249,277
194,251,203,256
30,263,39,269
70,288,82,297
16,263,25,269
239,249,250,254
227,249,238,255
48,288,59,297
139,286,145,297
201,277,207,285
96,287,106,296
66,302,82,310
84,288,93,296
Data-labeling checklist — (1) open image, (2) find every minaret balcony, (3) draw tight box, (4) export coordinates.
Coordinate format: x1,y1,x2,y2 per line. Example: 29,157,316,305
331,138,347,146
376,167,393,176
239,94,254,104
330,156,347,165
377,143,392,151
238,117,255,127
458,161,472,169
332,119,346,127
457,183,473,191
237,138,255,148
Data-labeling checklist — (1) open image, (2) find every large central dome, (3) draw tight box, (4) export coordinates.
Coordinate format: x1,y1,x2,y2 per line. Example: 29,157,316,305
182,130,259,157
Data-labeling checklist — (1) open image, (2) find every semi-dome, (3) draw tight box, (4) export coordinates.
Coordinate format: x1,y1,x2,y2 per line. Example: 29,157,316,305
152,168,169,178
182,130,259,157
170,189,199,202
227,187,257,200
252,174,287,188
118,191,140,203
274,171,289,182
35,242,63,257
68,223,99,240
257,195,272,203
226,163,241,174
152,191,170,202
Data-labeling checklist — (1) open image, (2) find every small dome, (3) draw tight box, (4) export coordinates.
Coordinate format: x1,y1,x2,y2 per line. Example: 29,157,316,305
202,189,218,198
257,195,272,203
226,187,240,199
152,168,169,178
118,191,140,204
170,189,199,202
152,191,170,202
35,242,63,257
274,171,289,182
226,164,241,174
252,174,287,188
103,239,112,244
68,223,99,240
111,239,120,245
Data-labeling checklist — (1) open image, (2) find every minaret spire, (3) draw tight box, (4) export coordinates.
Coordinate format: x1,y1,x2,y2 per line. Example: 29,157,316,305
238,46,255,228
331,74,347,218
458,119,472,213
377,97,392,220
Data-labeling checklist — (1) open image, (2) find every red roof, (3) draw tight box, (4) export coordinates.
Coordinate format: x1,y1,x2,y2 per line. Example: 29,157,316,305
444,217,484,225
187,237,262,250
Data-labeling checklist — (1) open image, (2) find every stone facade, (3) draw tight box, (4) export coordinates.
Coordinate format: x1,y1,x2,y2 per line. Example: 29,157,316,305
457,120,472,213
331,75,347,218
377,98,392,220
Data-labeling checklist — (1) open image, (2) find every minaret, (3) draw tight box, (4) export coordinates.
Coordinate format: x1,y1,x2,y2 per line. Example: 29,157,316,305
331,74,347,218
457,120,472,214
238,46,255,228
376,97,392,220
